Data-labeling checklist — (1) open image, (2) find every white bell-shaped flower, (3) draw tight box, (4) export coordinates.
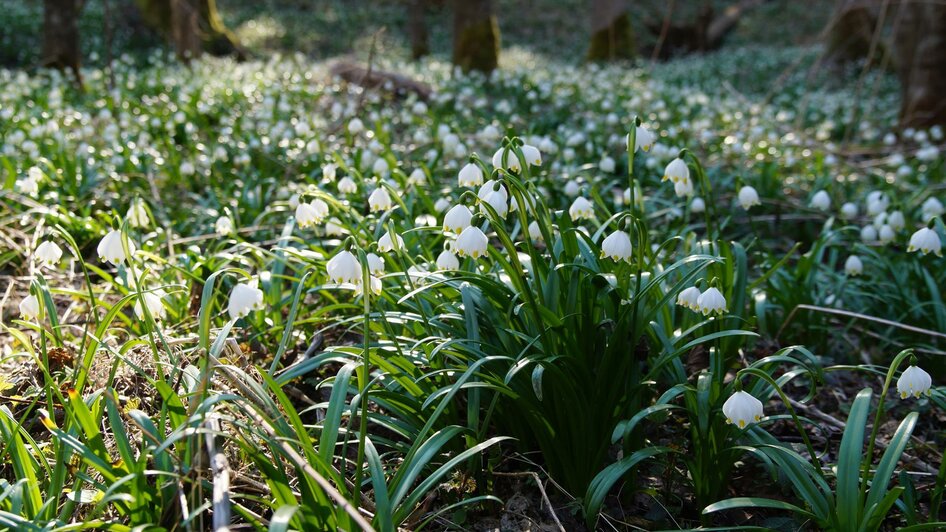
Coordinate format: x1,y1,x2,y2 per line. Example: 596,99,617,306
568,197,595,221
676,286,701,311
348,118,365,135
663,158,689,184
372,158,390,176
434,198,451,212
368,187,393,212
436,249,460,270
366,253,385,275
443,205,473,234
696,287,727,315
295,202,321,228
528,220,543,242
521,144,542,167
35,241,63,269
897,365,933,399
811,190,831,211
599,156,616,173
354,275,382,296
322,163,337,182
378,230,404,253
629,125,655,152
840,202,858,219
860,225,878,243
227,280,264,320
327,250,362,284
127,200,150,228
674,176,694,198
458,163,484,187
324,218,346,237
907,227,942,255
921,197,943,221
564,180,580,197
888,210,905,232
480,188,509,218
844,255,863,276
492,147,522,173
19,294,40,321
408,168,426,186
215,216,234,235
97,230,135,265
723,390,764,429
691,197,706,213
135,290,167,321
600,230,633,262
738,186,761,210
338,177,358,194
455,226,489,259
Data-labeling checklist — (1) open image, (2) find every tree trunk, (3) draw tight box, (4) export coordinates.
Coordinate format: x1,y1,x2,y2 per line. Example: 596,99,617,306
134,0,243,60
408,0,429,60
452,0,499,73
42,0,83,85
587,0,635,61
822,0,884,66
895,0,946,129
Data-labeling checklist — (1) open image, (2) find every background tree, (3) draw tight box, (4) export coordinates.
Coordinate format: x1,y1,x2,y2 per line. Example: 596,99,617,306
822,0,886,67
134,0,243,60
587,0,636,61
894,0,946,128
42,0,83,85
452,0,499,72
408,0,429,60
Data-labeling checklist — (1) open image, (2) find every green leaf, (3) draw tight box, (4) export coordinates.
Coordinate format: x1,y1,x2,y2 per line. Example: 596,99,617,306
837,388,872,531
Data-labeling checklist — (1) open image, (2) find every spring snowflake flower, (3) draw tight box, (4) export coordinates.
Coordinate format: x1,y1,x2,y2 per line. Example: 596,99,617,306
348,118,364,135
324,218,346,237
599,156,616,173
97,230,135,265
334,175,357,195
521,144,542,166
134,290,167,321
322,163,337,182
227,280,264,320
408,168,426,186
888,210,906,232
295,201,322,228
811,190,831,211
674,177,694,198
676,286,701,311
564,180,580,197
922,197,944,221
180,161,196,176
458,163,484,187
434,198,451,213
568,197,594,221
723,391,764,429
528,220,544,242
19,294,40,321
663,158,689,184
455,226,489,259
629,125,655,152
35,241,63,269
897,365,932,399
907,227,942,255
354,275,382,296
215,216,234,236
696,287,727,315
443,205,473,233
601,230,633,262
327,250,362,284
878,224,895,244
860,225,878,243
127,200,150,228
368,187,393,212
738,186,761,210
867,191,889,216
372,158,390,176
437,249,460,270
844,255,863,276
366,253,385,275
378,231,404,253
840,202,858,219
691,197,706,213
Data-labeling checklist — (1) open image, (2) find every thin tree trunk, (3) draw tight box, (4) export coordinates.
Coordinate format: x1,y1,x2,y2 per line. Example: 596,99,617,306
588,0,635,61
135,0,243,61
42,0,83,86
895,0,946,128
822,0,884,66
408,0,429,60
452,0,499,72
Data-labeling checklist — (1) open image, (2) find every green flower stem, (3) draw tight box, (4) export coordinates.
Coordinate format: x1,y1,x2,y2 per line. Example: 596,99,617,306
860,348,914,494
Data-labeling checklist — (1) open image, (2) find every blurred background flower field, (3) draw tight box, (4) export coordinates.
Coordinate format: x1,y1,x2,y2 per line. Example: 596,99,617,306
2,1,946,531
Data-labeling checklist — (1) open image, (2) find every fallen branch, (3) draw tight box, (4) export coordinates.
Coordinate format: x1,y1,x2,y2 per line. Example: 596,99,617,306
330,60,433,101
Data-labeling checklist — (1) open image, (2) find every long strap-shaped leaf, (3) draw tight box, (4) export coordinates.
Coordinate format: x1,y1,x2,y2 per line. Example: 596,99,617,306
837,388,872,531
